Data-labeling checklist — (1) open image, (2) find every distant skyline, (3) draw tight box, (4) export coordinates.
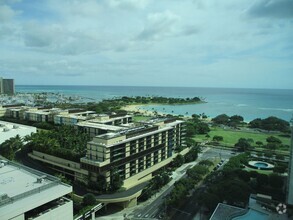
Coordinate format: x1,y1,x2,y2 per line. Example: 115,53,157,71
0,0,293,89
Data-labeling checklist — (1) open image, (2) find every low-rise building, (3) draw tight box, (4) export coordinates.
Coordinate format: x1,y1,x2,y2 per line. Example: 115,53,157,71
88,114,132,126
0,120,36,144
24,108,68,123
76,121,124,138
81,118,185,189
0,159,73,220
54,110,96,125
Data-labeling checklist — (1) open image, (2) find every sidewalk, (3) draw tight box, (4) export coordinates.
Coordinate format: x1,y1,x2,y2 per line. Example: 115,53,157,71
96,147,211,219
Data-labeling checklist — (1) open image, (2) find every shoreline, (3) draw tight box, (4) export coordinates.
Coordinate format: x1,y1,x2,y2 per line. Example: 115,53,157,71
121,103,210,120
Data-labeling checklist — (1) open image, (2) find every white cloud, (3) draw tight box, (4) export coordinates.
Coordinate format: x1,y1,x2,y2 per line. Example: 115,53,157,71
0,4,16,22
0,0,292,88
108,0,149,10
136,10,180,41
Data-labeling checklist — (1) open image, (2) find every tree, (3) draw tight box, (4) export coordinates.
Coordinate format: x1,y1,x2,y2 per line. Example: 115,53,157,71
273,164,287,174
266,136,282,145
213,135,223,142
83,193,96,206
172,154,185,167
230,115,244,123
109,168,123,192
184,146,200,163
88,175,107,192
212,114,230,125
249,117,290,133
275,154,285,160
255,141,263,147
234,138,251,152
198,160,214,167
186,165,209,181
0,135,24,160
269,174,283,188
200,193,221,211
256,174,269,187
195,122,210,134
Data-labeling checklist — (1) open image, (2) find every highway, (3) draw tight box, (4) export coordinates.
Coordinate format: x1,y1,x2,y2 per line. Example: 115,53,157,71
131,147,236,219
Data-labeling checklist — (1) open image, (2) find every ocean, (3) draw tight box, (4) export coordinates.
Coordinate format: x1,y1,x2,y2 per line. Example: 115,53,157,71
16,85,293,122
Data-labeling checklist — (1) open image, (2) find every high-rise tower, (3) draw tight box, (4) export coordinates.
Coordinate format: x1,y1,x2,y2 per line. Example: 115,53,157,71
287,116,293,205
0,77,14,95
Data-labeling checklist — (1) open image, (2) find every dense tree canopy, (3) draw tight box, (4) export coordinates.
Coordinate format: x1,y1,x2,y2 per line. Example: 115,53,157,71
25,125,90,162
212,114,245,127
249,116,290,133
0,135,23,160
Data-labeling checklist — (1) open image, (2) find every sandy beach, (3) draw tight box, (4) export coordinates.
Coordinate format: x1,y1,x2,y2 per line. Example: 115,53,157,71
121,104,198,120
121,104,160,116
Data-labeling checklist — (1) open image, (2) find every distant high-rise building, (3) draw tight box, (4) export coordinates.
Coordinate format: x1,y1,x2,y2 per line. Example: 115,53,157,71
287,117,293,205
0,77,15,95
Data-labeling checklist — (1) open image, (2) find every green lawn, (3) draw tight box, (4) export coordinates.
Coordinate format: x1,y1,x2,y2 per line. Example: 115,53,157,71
194,126,290,148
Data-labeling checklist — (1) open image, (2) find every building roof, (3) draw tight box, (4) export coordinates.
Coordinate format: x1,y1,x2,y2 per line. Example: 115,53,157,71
0,160,72,219
209,203,245,220
76,121,123,131
0,120,36,144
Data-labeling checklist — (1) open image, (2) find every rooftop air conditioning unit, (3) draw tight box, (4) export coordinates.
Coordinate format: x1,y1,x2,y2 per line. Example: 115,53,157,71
13,125,19,129
0,194,9,201
3,127,9,132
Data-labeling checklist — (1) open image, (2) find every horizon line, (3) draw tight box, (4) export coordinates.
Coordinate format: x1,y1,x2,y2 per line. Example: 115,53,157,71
15,84,293,91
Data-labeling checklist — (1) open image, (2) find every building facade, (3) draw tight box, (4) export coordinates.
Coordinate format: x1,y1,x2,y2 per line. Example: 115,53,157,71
81,118,185,189
0,77,15,95
0,160,73,220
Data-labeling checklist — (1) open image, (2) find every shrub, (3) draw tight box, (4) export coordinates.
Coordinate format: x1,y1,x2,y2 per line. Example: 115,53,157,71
83,193,96,206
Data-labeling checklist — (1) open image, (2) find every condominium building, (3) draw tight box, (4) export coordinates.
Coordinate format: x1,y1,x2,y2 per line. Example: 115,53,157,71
24,108,68,123
0,160,73,220
0,77,15,95
0,120,36,144
5,105,33,119
54,111,132,127
88,114,133,126
81,118,185,189
76,121,124,138
54,110,96,125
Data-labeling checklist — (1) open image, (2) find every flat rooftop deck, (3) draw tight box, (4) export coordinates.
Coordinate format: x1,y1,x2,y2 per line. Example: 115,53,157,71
0,163,49,198
0,161,72,211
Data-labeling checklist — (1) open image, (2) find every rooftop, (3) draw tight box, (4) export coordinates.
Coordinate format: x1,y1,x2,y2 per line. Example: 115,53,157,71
76,121,124,131
0,160,72,219
0,160,71,205
0,120,36,144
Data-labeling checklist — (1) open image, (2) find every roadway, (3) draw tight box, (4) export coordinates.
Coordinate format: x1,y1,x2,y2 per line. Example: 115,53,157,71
130,147,236,219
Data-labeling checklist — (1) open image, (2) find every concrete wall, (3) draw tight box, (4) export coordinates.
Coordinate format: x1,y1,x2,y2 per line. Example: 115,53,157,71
33,200,73,220
11,214,24,220
29,151,88,180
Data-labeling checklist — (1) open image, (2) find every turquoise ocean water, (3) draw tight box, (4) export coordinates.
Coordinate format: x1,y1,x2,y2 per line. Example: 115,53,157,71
16,85,293,122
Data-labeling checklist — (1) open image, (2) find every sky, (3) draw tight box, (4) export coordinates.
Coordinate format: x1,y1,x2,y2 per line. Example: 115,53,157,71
0,0,292,89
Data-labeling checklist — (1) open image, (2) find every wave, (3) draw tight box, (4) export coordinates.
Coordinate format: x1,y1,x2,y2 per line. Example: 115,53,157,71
259,107,293,112
236,104,248,107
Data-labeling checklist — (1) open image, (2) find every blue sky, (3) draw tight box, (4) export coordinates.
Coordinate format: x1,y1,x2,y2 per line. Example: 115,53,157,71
0,0,293,89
